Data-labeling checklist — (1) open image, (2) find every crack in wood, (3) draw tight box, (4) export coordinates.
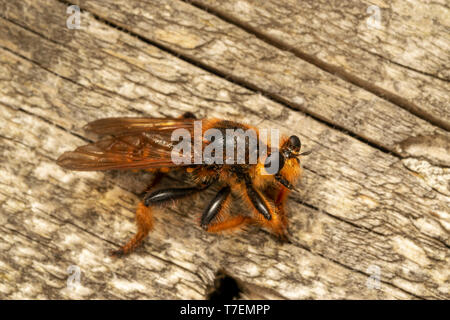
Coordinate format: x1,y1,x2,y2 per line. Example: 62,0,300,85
183,0,450,132
57,0,406,158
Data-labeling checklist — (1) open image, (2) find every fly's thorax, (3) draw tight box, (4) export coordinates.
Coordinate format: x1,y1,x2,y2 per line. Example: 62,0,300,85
202,120,264,166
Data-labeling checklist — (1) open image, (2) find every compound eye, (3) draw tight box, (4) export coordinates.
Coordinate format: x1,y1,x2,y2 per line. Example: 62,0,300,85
264,152,285,175
288,135,301,153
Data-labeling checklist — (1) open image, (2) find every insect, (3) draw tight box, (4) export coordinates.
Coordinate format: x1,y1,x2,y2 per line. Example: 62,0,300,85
57,113,310,256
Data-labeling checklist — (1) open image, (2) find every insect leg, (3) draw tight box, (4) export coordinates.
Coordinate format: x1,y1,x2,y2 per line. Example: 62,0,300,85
275,173,296,191
242,181,290,241
244,182,272,220
111,202,153,257
113,183,214,256
205,216,250,233
199,186,253,233
272,186,291,242
144,185,207,206
200,186,231,229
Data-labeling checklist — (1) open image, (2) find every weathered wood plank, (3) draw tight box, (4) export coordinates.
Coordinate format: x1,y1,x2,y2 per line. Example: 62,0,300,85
0,0,448,299
60,0,450,152
190,0,450,130
1,102,412,299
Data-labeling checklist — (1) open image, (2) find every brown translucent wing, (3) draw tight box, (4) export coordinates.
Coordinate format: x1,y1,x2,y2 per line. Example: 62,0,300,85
57,118,195,171
83,117,195,136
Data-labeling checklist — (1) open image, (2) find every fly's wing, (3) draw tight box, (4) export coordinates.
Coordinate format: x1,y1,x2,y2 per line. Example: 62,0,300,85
83,117,195,135
57,118,195,171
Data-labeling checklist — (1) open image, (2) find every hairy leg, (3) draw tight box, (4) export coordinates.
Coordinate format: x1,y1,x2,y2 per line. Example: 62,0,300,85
201,186,251,233
273,186,291,241
112,185,209,256
201,186,231,229
111,202,153,257
205,216,250,233
201,183,290,240
243,181,289,241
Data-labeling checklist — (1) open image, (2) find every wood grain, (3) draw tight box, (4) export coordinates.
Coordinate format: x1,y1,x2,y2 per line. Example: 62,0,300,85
190,0,450,130
70,0,450,149
0,0,448,299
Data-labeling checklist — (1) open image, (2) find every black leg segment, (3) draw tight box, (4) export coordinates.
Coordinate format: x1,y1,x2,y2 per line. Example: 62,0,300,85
201,186,231,229
144,187,200,206
245,183,272,220
275,173,295,190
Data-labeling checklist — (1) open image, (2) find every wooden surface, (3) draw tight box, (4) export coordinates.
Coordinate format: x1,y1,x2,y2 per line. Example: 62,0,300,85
0,0,449,299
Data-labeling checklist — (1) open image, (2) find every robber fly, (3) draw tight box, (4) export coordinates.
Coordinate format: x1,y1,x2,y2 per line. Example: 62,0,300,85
57,113,310,256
